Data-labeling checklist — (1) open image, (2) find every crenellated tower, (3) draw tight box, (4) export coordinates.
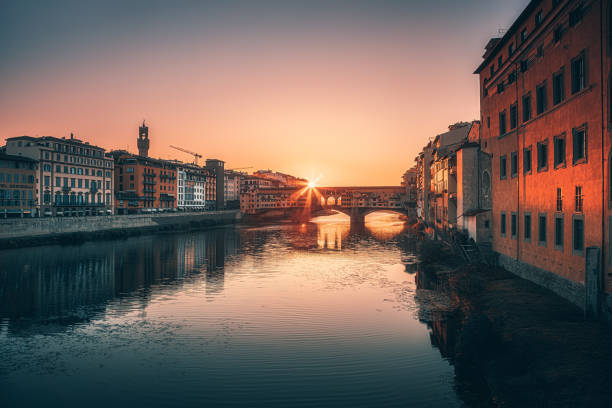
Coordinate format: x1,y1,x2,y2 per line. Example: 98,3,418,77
137,120,150,157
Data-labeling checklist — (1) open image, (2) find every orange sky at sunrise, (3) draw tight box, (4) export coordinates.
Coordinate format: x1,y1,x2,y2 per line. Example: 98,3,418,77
0,0,530,186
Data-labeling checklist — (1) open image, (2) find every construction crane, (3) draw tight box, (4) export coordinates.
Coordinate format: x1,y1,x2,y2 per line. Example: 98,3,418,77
227,166,253,171
169,145,202,165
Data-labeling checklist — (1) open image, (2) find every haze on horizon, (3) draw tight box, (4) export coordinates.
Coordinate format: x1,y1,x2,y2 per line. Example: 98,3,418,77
0,0,529,186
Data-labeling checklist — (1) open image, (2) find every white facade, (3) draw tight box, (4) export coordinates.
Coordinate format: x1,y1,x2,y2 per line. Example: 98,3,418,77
176,164,207,210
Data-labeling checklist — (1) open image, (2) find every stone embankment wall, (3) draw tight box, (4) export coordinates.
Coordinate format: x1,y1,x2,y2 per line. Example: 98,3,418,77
0,210,241,246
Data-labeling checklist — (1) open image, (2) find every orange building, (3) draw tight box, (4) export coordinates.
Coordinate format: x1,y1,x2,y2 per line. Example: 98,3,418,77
111,151,177,214
475,0,612,313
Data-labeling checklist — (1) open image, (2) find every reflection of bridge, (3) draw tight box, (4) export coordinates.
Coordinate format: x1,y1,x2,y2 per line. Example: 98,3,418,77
317,186,408,223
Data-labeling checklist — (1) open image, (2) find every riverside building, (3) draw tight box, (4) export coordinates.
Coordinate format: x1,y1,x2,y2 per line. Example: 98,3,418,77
4,134,114,216
475,0,612,312
0,153,37,217
111,151,177,214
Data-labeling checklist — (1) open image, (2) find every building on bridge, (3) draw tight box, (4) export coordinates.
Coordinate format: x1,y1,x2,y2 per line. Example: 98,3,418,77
240,187,309,215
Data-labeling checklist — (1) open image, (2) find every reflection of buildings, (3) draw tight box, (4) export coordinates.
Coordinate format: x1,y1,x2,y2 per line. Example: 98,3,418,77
316,220,350,250
0,228,240,335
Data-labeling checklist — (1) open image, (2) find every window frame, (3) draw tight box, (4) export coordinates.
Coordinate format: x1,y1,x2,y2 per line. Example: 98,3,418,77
553,133,566,169
536,81,547,114
572,124,587,165
510,151,518,178
553,69,565,105
524,212,532,242
571,51,587,94
538,213,547,247
523,146,532,175
572,214,585,257
500,211,507,237
537,139,549,172
554,213,564,251
522,93,532,122
500,155,507,180
511,212,518,239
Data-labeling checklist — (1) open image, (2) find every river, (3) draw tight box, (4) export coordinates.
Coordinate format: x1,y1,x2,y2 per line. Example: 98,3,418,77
0,212,462,407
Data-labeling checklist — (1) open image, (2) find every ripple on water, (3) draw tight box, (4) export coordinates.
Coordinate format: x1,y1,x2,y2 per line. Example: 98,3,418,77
0,216,461,408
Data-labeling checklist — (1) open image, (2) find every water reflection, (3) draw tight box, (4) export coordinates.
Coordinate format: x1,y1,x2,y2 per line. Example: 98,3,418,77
0,213,466,408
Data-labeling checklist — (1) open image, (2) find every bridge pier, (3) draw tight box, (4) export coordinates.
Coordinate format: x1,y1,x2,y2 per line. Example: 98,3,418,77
349,207,366,225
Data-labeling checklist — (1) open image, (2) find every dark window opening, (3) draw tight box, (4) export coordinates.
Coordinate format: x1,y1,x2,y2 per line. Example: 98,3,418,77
524,214,532,240
572,126,587,163
554,135,565,167
553,71,565,105
523,147,532,174
537,141,548,171
522,94,532,122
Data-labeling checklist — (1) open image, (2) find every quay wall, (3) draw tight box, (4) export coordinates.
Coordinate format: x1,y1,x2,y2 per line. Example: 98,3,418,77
0,211,241,246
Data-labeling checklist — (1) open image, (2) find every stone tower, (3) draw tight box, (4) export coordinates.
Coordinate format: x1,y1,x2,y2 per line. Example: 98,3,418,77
137,120,150,157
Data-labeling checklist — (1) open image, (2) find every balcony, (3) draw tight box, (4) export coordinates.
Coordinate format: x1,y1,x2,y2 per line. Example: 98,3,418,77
143,180,157,185
143,188,156,194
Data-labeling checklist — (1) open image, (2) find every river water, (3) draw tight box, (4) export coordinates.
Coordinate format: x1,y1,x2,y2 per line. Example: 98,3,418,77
0,213,462,407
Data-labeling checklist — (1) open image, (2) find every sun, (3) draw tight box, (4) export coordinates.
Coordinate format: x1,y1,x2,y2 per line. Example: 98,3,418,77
307,180,316,189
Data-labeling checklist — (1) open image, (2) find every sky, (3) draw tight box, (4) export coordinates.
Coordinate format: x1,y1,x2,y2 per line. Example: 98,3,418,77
0,0,530,186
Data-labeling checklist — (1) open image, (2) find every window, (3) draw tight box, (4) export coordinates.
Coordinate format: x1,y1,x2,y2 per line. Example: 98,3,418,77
557,188,563,211
553,26,563,43
511,151,518,178
490,64,495,77
555,215,564,250
569,5,583,27
575,186,583,212
500,155,507,179
521,28,527,43
572,125,587,163
508,72,516,84
537,140,548,171
524,213,532,241
535,10,543,26
536,82,547,114
537,44,544,57
498,82,505,93
553,71,565,105
538,214,547,245
483,86,488,97
573,216,584,254
571,53,586,94
509,43,514,57
510,103,518,129
523,147,532,174
554,135,566,168
511,213,517,239
522,94,532,122
44,175,50,187
501,212,507,236
499,110,507,135
498,55,503,69
520,59,528,72
487,116,490,128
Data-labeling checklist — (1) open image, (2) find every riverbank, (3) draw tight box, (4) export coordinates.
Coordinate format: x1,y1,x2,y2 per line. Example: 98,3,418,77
0,210,241,249
415,256,612,406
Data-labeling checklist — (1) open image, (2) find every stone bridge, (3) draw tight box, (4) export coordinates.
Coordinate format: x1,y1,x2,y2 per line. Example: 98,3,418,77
316,186,408,223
